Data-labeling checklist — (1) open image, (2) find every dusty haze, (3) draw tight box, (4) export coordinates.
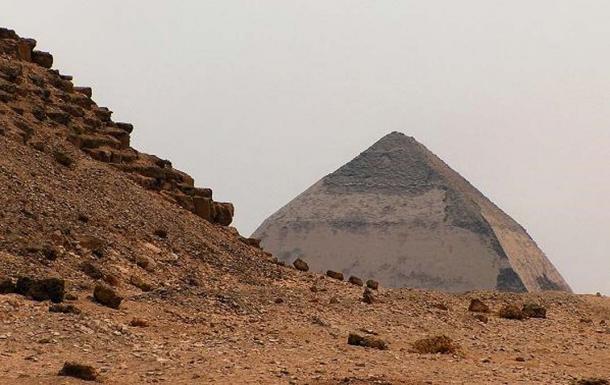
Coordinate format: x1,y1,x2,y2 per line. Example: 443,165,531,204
2,1,609,294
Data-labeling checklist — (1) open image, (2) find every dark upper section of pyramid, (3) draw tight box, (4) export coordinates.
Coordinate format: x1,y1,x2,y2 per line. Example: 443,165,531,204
323,132,444,194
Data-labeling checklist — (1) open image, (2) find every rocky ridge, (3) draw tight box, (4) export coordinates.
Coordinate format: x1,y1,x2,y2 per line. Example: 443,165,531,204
0,27,233,226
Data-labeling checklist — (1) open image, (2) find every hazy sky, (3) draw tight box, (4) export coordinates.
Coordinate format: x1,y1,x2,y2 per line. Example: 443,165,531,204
4,1,609,294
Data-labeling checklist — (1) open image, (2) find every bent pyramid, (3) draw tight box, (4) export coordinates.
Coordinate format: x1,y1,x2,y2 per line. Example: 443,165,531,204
253,132,571,292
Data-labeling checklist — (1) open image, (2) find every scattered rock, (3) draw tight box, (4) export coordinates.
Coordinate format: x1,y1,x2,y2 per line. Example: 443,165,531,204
65,293,78,301
49,303,81,314
366,279,379,290
572,379,609,385
53,150,74,167
329,296,340,304
474,314,489,323
348,276,363,286
362,288,376,304
130,275,153,292
15,277,65,303
347,333,388,350
80,261,104,280
58,362,97,381
135,254,156,271
431,303,449,311
41,244,62,260
515,356,526,362
411,335,459,355
76,235,106,254
522,303,547,319
93,284,123,309
468,298,490,313
293,258,309,272
274,297,284,304
130,318,149,327
0,278,16,294
103,273,120,287
498,304,527,320
239,236,261,248
326,270,344,281
154,229,168,239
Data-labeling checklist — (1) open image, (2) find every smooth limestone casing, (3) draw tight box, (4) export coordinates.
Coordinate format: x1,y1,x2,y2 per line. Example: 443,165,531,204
253,132,571,292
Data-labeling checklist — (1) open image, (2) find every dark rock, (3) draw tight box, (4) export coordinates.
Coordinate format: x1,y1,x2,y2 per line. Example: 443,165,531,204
58,362,97,381
80,261,103,280
0,27,18,39
130,275,153,292
76,235,106,253
366,279,379,290
522,303,547,319
154,229,168,239
115,122,134,133
31,106,46,121
348,276,363,286
411,335,459,354
0,278,16,294
65,293,78,301
239,236,261,248
468,298,490,313
0,62,22,82
498,304,527,320
15,277,65,303
474,314,489,323
212,202,234,226
129,318,149,327
573,379,609,385
326,270,344,281
432,303,449,311
347,333,388,350
53,150,74,167
49,303,81,314
41,244,61,260
362,287,376,304
135,254,156,271
74,86,92,98
31,51,53,68
293,258,309,272
47,110,71,125
93,284,122,309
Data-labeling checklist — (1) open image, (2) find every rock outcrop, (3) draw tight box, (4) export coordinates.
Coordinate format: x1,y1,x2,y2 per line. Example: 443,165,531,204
253,132,571,292
0,27,233,226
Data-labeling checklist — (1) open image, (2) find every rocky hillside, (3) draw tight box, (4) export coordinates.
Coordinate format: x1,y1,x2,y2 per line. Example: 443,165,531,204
0,27,607,385
0,27,233,227
253,132,571,293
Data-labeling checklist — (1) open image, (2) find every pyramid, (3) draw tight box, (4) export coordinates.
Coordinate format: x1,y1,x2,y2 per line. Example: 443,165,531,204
253,132,571,292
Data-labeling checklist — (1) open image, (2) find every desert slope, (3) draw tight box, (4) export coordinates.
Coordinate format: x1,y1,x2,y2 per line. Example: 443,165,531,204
0,27,606,385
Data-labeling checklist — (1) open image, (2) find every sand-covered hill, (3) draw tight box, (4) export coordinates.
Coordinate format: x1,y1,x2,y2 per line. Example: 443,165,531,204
0,27,607,385
254,132,570,293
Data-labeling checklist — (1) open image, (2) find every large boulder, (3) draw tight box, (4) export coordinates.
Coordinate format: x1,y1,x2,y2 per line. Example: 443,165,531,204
58,362,97,381
31,50,53,68
293,258,309,272
468,298,490,313
15,277,65,303
93,284,123,309
326,270,344,281
347,333,388,350
522,303,547,319
212,202,234,226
